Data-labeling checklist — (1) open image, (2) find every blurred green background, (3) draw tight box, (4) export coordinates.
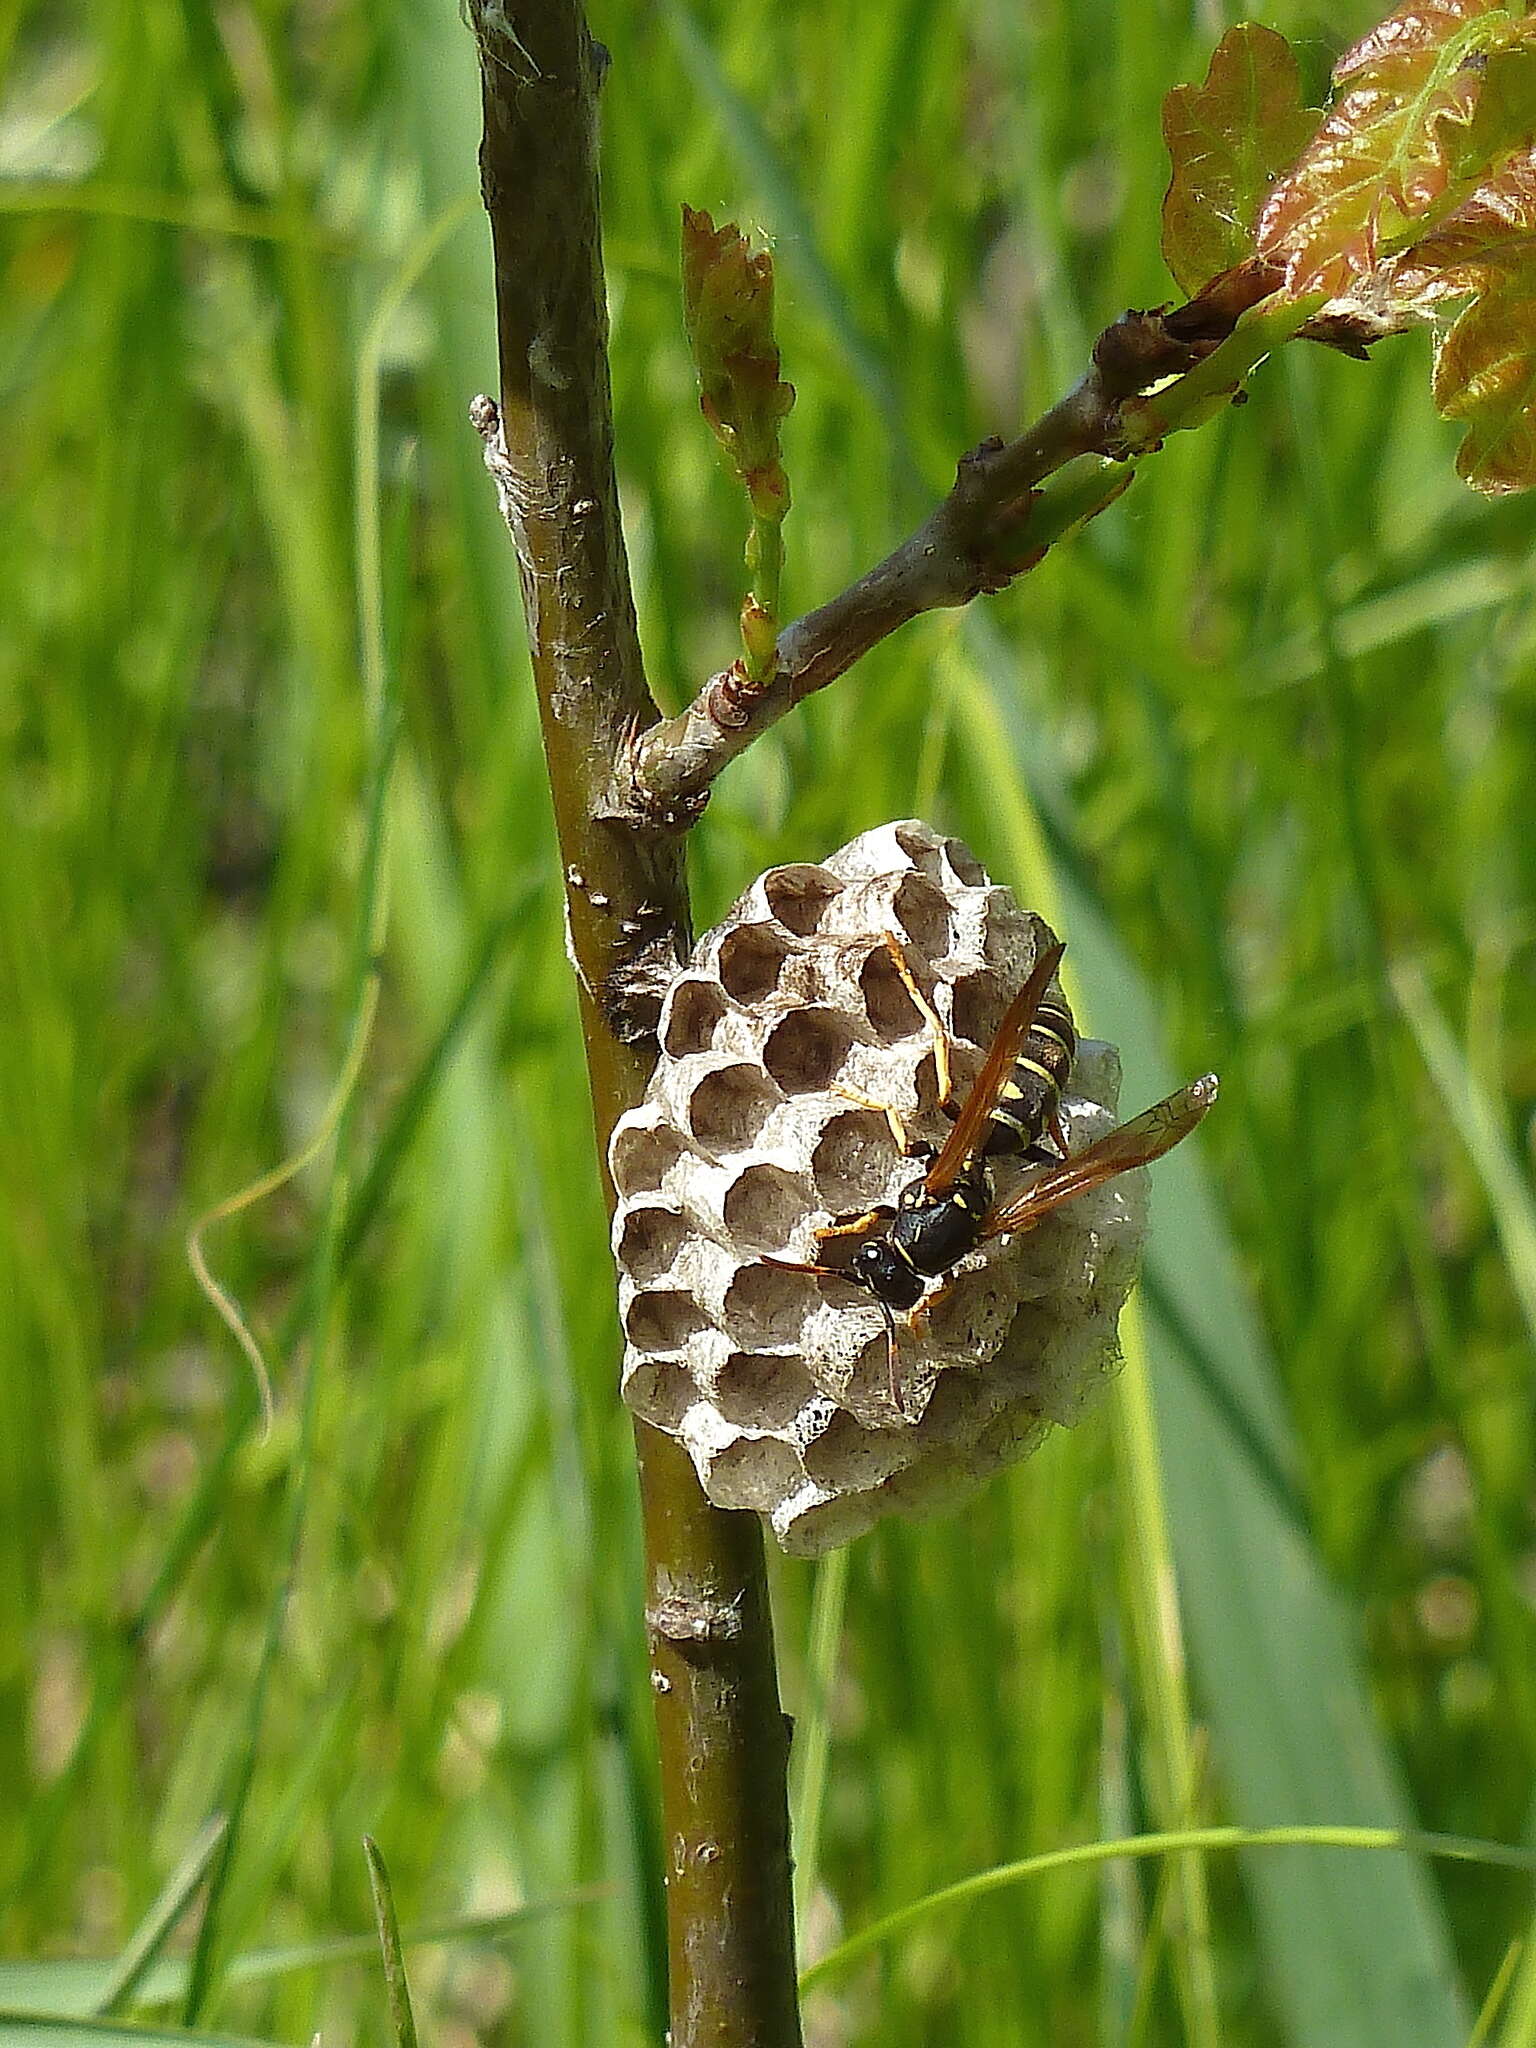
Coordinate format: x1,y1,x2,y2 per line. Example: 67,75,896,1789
3,0,1535,2043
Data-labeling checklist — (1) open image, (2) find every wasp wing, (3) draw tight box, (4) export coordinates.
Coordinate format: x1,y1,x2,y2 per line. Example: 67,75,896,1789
979,1072,1219,1240
925,939,1066,1196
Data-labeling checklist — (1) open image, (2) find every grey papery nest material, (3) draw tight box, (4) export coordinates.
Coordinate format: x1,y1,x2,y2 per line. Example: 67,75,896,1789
609,820,1148,1557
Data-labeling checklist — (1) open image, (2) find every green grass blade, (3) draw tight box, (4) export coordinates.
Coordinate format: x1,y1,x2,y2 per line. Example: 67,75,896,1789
1392,963,1536,1350
948,633,1473,2046
1498,1927,1536,2048
0,1894,612,2022
181,212,413,2016
0,2021,282,2048
1110,1304,1222,2048
336,896,526,1271
798,1825,1536,1996
789,1545,849,1938
91,1821,228,2018
1469,1940,1523,2047
362,1840,418,2048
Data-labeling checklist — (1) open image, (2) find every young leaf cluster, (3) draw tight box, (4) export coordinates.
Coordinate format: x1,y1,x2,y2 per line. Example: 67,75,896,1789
1165,1,1536,491
681,205,796,676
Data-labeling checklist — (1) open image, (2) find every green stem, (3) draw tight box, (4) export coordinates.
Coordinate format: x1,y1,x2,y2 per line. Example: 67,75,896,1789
1117,293,1322,451
469,7,803,2043
744,509,785,680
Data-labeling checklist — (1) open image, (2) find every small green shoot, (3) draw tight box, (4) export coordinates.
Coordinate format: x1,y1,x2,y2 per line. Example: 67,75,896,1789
680,205,795,682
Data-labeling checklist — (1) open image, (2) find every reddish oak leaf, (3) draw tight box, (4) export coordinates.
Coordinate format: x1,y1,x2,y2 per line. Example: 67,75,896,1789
1161,23,1317,296
1436,272,1536,488
1387,148,1536,489
1255,0,1526,297
1392,138,1536,297
681,206,795,519
1443,37,1536,183
1372,37,1536,297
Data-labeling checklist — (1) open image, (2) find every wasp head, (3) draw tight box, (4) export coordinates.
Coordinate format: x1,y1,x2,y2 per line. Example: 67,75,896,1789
848,1235,925,1311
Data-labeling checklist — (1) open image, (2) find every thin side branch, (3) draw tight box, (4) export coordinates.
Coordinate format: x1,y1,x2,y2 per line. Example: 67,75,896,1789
620,261,1362,824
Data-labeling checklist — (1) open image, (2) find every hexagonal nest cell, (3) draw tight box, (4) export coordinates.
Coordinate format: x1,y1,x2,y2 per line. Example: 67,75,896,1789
609,819,1156,1557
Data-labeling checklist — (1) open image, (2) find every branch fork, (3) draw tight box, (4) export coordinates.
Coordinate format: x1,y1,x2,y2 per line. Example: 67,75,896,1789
615,269,1321,833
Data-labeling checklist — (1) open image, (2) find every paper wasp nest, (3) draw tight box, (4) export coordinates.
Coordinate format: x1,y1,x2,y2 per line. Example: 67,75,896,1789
609,821,1146,1557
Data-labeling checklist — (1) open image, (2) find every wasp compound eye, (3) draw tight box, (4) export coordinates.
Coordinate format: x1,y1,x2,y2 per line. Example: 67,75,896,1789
609,819,1163,1557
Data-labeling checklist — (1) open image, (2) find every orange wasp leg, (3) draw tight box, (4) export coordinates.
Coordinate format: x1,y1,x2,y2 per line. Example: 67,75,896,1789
814,1204,895,1250
831,932,958,1152
878,930,955,1111
904,1272,960,1343
829,1081,913,1156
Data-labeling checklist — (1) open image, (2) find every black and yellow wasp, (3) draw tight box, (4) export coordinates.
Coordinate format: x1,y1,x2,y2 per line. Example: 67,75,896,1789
767,933,1218,1416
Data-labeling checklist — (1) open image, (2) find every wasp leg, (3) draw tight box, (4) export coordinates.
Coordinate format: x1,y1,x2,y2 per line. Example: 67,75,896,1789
814,1202,896,1250
830,1081,912,1155
905,1272,959,1341
759,1253,843,1279
1015,1117,1073,1168
879,931,954,1112
764,1201,895,1274
831,934,955,1149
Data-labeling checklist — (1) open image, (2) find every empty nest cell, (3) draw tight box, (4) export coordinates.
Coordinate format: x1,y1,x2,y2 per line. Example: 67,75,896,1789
775,1491,877,1558
624,1357,695,1431
761,1007,855,1094
721,1162,814,1254
810,1108,900,1216
701,1435,808,1515
948,967,1010,1049
714,1351,819,1432
623,1288,710,1355
715,921,794,1003
842,1333,917,1424
892,871,953,959
802,1406,914,1492
983,904,1042,975
615,1205,689,1286
858,940,926,1041
941,836,986,887
661,976,729,1058
686,1061,782,1150
609,1120,686,1201
762,864,843,935
722,1260,821,1348
893,822,945,878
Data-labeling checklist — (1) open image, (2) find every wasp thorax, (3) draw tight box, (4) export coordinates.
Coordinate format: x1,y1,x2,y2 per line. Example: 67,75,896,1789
609,819,1150,1557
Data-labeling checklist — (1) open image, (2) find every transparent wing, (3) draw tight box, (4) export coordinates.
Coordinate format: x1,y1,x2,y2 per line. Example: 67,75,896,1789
925,939,1066,1195
979,1073,1219,1240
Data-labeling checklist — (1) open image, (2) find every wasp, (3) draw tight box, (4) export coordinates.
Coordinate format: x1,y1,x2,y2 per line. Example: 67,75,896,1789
766,935,1218,1417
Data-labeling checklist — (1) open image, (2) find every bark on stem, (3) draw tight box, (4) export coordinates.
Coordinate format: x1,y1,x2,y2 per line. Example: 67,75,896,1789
469,8,802,2043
